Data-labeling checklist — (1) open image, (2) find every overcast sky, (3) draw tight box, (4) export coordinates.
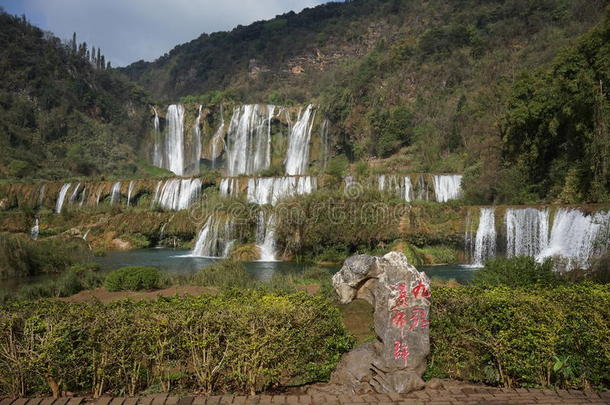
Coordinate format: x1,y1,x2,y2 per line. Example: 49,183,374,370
1,0,334,67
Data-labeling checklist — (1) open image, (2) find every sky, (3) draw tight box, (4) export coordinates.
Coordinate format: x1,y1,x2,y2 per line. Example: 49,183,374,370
0,0,334,67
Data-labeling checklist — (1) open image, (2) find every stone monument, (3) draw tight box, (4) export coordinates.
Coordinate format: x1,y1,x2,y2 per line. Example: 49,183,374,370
329,252,431,394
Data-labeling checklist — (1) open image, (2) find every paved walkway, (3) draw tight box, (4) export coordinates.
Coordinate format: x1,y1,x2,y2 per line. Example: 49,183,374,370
1,388,608,405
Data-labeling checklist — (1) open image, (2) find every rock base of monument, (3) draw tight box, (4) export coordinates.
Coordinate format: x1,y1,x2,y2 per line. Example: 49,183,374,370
319,252,431,395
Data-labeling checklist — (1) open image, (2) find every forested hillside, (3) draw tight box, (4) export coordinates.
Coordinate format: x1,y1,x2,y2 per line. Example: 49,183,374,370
123,0,608,204
0,11,155,180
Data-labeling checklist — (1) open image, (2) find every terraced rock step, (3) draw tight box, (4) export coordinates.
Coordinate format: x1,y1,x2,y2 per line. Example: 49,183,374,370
2,387,609,405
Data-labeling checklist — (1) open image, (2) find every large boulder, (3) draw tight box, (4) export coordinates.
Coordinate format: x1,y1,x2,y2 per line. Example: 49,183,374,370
329,252,431,394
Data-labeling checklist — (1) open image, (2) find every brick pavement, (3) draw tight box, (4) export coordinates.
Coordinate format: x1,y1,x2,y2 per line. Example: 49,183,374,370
0,387,608,405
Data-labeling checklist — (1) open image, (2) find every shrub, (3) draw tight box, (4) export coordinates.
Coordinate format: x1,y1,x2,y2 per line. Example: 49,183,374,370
427,283,610,389
472,256,560,288
193,260,253,289
104,266,160,292
0,291,354,396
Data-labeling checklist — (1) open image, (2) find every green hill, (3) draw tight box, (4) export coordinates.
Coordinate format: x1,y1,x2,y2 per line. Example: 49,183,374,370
121,0,608,204
0,11,154,180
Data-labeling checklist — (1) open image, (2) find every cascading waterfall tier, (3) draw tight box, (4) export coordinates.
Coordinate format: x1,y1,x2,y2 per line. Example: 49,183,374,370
55,183,71,214
110,182,121,205
165,104,185,176
219,177,240,197
285,105,316,176
191,215,235,258
30,218,39,240
471,208,497,267
153,178,202,211
433,175,463,202
256,211,278,262
378,175,414,202
226,104,275,176
468,207,609,270
537,209,610,270
152,107,163,168
505,208,549,258
247,176,317,206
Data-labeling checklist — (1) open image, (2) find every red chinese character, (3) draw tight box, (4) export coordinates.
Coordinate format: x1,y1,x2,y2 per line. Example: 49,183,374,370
412,281,431,299
390,283,409,310
391,311,407,336
393,340,409,366
409,307,430,331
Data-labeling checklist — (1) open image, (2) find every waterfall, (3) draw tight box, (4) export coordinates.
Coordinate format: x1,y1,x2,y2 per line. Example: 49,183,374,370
472,208,496,266
506,208,550,258
79,188,87,207
378,175,386,191
433,174,463,202
37,185,46,208
165,104,186,176
247,176,317,206
344,176,354,188
68,183,81,203
285,105,316,175
404,177,413,202
153,178,202,210
226,104,275,176
416,176,429,201
211,105,225,169
30,218,39,240
190,105,202,175
220,178,239,197
95,184,105,205
320,119,330,171
256,212,278,262
55,183,71,214
110,182,121,205
127,181,135,206
537,209,610,270
191,215,235,258
152,107,163,167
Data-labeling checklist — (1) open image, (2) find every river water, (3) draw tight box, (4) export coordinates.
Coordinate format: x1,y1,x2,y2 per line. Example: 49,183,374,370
0,249,477,291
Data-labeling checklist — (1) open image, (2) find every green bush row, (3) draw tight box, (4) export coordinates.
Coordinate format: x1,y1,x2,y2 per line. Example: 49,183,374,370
428,283,610,389
0,291,353,397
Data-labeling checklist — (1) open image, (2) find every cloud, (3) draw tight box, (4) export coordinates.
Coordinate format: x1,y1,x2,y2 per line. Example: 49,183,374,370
10,0,330,66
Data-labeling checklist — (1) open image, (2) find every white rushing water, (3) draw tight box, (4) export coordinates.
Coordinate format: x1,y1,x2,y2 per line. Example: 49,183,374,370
110,182,121,205
30,218,39,240
472,208,496,267
505,208,550,258
211,105,225,169
165,104,186,176
190,105,203,176
191,215,235,258
256,212,279,262
226,104,275,176
152,107,163,168
433,175,463,202
219,177,240,197
247,176,317,206
126,181,135,207
79,187,87,207
377,175,414,202
37,184,46,208
55,183,71,214
404,177,413,202
153,178,202,211
415,175,429,201
537,209,610,270
68,183,81,203
285,105,316,175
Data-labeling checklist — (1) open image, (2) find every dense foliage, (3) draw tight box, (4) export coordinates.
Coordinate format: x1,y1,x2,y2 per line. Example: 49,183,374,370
0,11,152,180
472,257,560,288
104,266,161,291
429,283,610,389
0,291,353,397
0,232,90,279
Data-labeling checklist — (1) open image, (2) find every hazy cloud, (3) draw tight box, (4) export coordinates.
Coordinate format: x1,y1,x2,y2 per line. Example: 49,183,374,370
1,0,331,66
